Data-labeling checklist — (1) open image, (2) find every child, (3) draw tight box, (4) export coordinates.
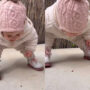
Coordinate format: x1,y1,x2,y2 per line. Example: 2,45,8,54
45,0,90,67
0,0,44,71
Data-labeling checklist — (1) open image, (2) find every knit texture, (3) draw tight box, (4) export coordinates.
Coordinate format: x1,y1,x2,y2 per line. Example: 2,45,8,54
0,0,26,32
56,0,89,34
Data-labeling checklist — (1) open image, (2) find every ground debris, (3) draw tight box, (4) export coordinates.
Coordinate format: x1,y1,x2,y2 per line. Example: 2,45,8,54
20,85,23,88
71,70,74,72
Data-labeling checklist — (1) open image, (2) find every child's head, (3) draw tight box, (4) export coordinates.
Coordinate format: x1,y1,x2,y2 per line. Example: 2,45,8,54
56,0,89,34
0,0,26,41
2,31,24,42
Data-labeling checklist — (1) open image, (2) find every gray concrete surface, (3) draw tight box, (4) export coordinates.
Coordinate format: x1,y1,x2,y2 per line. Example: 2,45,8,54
45,48,90,90
1,45,90,90
0,44,44,90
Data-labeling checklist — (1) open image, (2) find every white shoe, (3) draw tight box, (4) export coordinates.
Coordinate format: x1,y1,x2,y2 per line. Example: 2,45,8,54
45,55,52,68
28,59,44,71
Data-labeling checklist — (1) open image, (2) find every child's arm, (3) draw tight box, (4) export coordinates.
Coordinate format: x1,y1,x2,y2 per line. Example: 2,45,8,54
24,17,38,57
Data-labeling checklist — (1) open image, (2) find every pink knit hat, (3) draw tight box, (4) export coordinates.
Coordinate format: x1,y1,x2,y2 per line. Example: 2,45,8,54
0,0,26,32
56,0,89,34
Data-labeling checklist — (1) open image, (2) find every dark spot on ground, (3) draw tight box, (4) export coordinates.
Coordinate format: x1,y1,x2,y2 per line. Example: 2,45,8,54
20,85,23,88
72,70,74,72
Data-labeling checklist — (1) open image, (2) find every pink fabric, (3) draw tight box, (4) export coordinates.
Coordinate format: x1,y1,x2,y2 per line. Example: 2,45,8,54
56,0,89,34
45,47,51,56
0,0,26,32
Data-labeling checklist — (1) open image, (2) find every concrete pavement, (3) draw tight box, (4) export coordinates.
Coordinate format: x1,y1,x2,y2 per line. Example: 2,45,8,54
1,45,90,90
45,48,90,90
0,44,44,90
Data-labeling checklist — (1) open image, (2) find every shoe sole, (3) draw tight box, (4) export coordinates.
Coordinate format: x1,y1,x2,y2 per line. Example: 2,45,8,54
45,63,52,68
84,56,90,60
28,64,44,71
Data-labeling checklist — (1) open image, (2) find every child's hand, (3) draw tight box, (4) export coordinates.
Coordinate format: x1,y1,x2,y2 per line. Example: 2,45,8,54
86,40,90,46
24,51,33,57
45,47,51,56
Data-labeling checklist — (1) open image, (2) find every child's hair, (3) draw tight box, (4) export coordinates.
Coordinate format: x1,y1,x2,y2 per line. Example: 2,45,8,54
7,0,19,3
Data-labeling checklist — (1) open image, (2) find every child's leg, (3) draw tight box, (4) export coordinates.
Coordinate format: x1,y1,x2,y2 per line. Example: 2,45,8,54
71,35,90,59
17,46,44,71
0,45,5,61
72,36,86,52
83,40,90,60
0,51,2,80
0,48,3,60
45,32,55,67
0,46,5,80
80,31,90,60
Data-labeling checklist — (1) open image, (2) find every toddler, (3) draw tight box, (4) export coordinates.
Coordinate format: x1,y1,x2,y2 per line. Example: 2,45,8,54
45,0,90,67
0,0,44,71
